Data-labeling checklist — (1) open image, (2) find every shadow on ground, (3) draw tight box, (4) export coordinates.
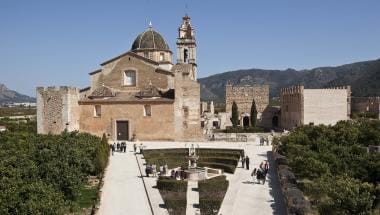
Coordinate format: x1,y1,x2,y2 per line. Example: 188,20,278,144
267,151,287,215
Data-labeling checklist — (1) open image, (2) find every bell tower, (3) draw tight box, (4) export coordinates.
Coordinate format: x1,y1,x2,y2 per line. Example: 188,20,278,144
177,15,197,66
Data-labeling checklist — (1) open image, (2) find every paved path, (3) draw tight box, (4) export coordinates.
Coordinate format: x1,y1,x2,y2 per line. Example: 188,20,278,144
219,144,287,215
186,181,200,215
97,149,152,215
98,141,286,215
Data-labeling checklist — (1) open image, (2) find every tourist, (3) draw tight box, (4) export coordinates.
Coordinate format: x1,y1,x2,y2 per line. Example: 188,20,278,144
152,164,157,177
117,142,120,152
145,164,151,177
264,161,269,174
164,163,168,175
174,170,179,180
111,144,115,156
241,156,245,168
139,143,144,154
159,165,164,176
171,169,175,178
251,168,257,183
133,143,137,152
123,142,126,153
259,162,264,170
245,156,250,170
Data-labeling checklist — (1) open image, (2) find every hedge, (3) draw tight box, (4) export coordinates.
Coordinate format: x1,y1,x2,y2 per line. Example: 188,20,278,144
157,177,187,192
199,175,229,215
198,157,239,166
157,177,187,215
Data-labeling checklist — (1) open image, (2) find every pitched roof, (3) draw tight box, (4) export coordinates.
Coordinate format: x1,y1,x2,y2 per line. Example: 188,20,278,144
100,51,159,66
88,86,114,99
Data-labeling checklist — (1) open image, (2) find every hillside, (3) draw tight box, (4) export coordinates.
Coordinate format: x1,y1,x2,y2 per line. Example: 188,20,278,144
198,59,380,102
0,83,36,104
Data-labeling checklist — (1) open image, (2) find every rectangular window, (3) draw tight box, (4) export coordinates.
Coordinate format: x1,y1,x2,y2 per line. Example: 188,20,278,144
123,70,136,86
144,105,152,117
94,105,101,117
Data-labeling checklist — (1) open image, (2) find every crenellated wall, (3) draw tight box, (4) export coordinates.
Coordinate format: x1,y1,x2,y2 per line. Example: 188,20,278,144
280,85,351,129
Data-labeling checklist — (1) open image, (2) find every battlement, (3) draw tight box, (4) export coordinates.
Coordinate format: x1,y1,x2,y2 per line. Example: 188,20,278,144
281,85,304,94
226,84,269,91
37,86,79,94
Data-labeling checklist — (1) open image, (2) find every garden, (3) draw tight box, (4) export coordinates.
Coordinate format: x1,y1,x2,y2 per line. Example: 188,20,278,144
143,148,242,215
275,119,380,214
0,119,110,214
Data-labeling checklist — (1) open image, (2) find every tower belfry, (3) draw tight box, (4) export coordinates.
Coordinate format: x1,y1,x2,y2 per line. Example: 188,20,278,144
177,15,196,65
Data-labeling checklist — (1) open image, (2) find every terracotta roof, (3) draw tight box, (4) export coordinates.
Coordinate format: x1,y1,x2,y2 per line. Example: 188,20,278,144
79,91,174,104
88,86,115,99
135,84,161,98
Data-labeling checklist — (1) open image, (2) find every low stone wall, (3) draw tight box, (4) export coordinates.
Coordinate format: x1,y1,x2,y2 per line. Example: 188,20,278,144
272,152,312,215
211,132,277,143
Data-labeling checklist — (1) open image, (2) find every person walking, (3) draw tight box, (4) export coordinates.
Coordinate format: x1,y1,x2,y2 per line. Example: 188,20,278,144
152,164,157,177
241,156,245,168
251,168,257,183
164,163,168,175
111,144,115,156
133,143,137,153
145,164,151,177
245,156,250,170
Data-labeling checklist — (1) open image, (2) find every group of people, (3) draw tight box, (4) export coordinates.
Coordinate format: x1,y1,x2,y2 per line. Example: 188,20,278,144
110,142,127,155
170,167,187,180
251,161,269,184
145,163,168,177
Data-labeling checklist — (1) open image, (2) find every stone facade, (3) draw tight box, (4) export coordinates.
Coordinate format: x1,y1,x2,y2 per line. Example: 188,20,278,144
351,97,380,119
37,16,202,142
225,84,269,127
280,85,351,129
37,86,79,134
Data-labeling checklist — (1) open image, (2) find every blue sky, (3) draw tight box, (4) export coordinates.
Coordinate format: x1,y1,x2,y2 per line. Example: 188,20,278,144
1,0,379,96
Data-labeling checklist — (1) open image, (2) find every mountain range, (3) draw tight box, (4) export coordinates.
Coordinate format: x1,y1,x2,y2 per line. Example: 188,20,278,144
0,83,36,104
198,58,380,102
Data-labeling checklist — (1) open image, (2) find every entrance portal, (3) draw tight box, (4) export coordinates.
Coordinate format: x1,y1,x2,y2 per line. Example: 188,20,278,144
116,121,129,140
272,116,279,127
243,116,250,127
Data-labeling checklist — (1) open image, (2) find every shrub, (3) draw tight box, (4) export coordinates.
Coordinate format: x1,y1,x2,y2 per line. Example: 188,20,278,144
157,178,187,192
199,175,229,215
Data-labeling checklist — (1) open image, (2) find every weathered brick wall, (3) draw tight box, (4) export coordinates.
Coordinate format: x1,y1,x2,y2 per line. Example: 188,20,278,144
37,86,80,134
79,102,175,141
225,84,269,114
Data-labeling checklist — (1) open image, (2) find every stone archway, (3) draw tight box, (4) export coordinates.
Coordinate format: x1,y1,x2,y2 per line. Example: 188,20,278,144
272,116,279,128
243,116,250,127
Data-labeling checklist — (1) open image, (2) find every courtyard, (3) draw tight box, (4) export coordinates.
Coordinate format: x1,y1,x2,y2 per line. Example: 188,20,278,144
98,140,286,215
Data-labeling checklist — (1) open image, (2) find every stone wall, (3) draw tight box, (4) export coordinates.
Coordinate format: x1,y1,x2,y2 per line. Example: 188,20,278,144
174,65,203,141
79,102,175,141
91,53,171,93
272,152,312,215
280,85,350,129
225,84,269,115
303,88,350,125
351,97,380,118
37,86,80,134
280,86,304,130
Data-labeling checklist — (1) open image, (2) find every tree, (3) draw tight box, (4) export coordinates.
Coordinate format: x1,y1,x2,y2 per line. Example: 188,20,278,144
231,101,239,128
250,98,257,127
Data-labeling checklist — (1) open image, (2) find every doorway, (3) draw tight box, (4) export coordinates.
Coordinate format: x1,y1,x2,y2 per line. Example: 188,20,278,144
116,121,129,141
243,116,250,127
272,116,279,128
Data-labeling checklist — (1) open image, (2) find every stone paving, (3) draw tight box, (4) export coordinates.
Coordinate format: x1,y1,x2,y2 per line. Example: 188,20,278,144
97,141,286,215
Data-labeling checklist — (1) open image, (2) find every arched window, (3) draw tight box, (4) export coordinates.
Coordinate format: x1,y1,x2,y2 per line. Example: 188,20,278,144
184,49,188,63
123,70,136,86
159,52,165,61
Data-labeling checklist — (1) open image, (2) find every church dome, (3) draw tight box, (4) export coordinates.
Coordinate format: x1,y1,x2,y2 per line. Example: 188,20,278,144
131,26,170,51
